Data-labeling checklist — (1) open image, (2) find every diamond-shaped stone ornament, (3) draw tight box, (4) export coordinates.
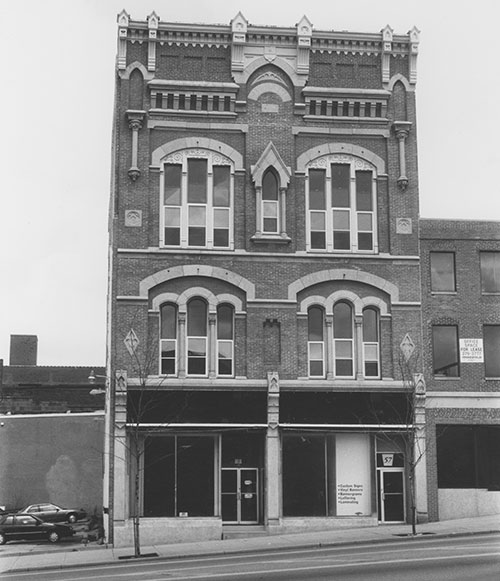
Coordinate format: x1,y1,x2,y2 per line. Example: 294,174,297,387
400,333,415,361
124,329,140,356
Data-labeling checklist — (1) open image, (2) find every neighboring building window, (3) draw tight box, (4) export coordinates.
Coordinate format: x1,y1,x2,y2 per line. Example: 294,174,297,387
160,303,177,375
187,298,207,376
480,252,500,293
362,308,380,378
144,435,216,517
430,252,456,292
162,150,233,249
308,307,325,377
432,325,459,377
217,304,234,376
484,325,500,378
436,425,500,490
307,157,377,253
333,302,354,378
262,169,279,234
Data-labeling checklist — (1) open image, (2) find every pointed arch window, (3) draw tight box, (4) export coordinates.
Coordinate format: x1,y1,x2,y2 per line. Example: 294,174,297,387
251,142,291,242
217,304,234,376
187,298,208,376
308,306,325,377
262,169,279,234
333,302,354,378
362,308,380,378
160,303,177,375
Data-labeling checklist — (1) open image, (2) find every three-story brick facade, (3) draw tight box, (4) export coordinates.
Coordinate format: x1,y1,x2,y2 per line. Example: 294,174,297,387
106,11,425,546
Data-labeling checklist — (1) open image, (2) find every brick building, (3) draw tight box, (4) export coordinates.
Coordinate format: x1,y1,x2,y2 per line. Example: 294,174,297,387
106,11,426,546
0,336,105,513
420,220,500,521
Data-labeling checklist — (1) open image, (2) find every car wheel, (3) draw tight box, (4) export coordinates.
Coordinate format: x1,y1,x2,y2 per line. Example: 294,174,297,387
67,514,77,524
48,531,60,543
0,533,6,545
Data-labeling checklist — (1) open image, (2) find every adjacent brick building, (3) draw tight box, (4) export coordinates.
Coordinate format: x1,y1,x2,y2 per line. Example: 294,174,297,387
0,336,105,513
106,11,427,547
420,220,500,521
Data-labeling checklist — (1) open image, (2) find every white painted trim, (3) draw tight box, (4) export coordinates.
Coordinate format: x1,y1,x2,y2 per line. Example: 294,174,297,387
0,412,104,419
427,393,500,409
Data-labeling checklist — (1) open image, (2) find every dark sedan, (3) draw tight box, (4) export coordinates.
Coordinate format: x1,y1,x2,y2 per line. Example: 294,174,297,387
17,503,86,523
0,514,74,544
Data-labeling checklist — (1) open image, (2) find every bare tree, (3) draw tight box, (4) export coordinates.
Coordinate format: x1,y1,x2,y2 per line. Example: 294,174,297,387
117,323,189,558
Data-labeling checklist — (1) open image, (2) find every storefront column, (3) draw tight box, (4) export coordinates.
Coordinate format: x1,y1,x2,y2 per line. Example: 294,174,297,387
208,313,217,378
113,370,128,524
413,374,428,523
265,372,281,529
178,312,186,377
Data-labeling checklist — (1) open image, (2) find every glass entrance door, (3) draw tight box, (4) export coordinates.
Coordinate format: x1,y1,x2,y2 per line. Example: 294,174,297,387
221,468,259,523
377,469,405,522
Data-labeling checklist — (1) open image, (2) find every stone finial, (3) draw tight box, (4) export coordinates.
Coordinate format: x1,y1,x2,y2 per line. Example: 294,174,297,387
382,24,393,43
231,12,248,35
296,15,313,45
117,9,130,28
148,11,159,28
408,25,420,48
408,26,420,84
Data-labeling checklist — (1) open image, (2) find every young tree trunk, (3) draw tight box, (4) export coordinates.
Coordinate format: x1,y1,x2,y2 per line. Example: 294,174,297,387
133,446,141,557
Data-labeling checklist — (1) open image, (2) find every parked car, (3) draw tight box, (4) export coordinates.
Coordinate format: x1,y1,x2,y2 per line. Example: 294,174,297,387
17,503,86,524
0,514,74,544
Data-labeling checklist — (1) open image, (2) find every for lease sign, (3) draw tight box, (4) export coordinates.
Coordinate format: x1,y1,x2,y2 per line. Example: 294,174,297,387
459,339,484,363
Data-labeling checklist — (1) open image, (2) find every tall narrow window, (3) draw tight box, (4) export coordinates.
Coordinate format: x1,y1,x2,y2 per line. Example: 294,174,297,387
355,171,374,251
164,164,182,245
362,308,380,378
309,170,327,250
187,299,207,376
484,325,500,378
213,166,230,248
430,252,456,292
331,164,351,250
432,325,459,377
217,304,234,376
161,151,233,249
187,159,207,246
308,307,325,377
160,303,177,375
333,302,354,377
480,252,500,293
262,169,279,234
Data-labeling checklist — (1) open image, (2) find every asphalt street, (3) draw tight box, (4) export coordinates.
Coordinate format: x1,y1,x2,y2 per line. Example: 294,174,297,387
2,533,499,581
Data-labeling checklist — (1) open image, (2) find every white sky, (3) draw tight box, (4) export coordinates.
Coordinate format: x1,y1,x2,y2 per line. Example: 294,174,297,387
1,0,499,366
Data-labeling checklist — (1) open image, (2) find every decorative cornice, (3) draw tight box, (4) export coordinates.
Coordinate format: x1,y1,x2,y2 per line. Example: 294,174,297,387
117,14,419,86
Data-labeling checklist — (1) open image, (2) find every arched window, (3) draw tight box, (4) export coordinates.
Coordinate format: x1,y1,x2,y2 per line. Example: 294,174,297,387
262,169,279,234
307,157,377,253
187,298,208,376
333,302,354,378
217,304,234,376
308,307,325,377
160,303,177,375
362,308,380,378
162,150,233,249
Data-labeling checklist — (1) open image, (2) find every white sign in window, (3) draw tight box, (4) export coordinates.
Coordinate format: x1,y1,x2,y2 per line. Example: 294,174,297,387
459,339,484,363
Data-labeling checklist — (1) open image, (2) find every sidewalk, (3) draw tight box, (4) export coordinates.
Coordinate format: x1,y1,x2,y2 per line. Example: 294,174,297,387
1,514,499,574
